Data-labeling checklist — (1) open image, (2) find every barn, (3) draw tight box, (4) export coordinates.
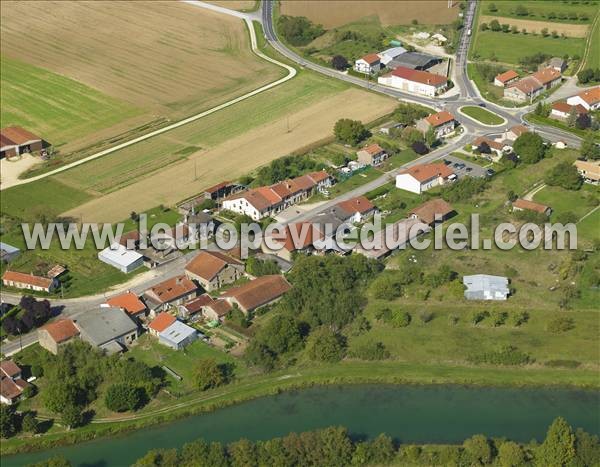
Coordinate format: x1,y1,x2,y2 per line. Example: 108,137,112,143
0,126,44,158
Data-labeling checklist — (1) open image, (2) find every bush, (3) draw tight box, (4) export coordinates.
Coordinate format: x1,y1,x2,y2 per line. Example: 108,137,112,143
471,310,489,325
545,162,582,190
369,273,403,300
390,310,411,328
513,132,545,164
349,341,390,360
468,345,532,365
277,15,324,46
510,311,529,326
334,119,370,145
441,177,487,203
547,316,575,333
411,141,429,155
105,383,142,412
490,310,508,327
331,55,349,70
419,310,434,323
306,327,346,362
194,358,231,391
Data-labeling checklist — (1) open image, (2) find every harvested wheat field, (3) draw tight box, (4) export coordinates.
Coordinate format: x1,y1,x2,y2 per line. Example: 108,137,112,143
1,1,281,151
280,1,459,28
63,89,397,223
479,15,590,38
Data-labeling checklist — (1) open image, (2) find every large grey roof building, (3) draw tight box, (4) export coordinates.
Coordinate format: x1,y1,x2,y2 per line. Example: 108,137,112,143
75,307,139,353
387,52,441,71
463,274,510,301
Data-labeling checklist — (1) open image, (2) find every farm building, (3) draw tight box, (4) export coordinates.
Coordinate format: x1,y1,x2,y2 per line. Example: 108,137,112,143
541,57,567,73
158,320,198,350
386,52,440,71
396,163,455,194
0,126,44,158
75,307,138,354
378,67,447,97
550,102,588,121
1,360,30,405
574,160,600,185
493,70,519,87
0,242,20,263
184,211,216,239
408,198,453,226
463,274,509,301
2,270,58,293
143,275,198,314
377,46,407,66
566,87,600,111
38,319,80,355
221,275,291,314
416,111,456,138
357,143,388,166
184,250,244,291
512,199,552,217
354,53,381,74
98,244,144,273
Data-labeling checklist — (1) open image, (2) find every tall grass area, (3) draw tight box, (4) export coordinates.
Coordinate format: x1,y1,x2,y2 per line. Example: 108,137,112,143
0,56,139,148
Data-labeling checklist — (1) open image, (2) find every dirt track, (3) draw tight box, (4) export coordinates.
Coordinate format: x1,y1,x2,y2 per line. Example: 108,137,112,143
63,89,397,223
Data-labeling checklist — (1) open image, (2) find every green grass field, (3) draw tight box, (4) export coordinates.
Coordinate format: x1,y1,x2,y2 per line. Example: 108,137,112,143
0,56,140,148
534,184,600,224
583,16,600,68
471,31,586,64
460,105,505,125
480,1,598,24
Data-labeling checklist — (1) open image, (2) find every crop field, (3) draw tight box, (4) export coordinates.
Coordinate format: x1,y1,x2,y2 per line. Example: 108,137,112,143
480,0,598,24
0,1,282,153
280,0,459,28
471,31,586,64
479,15,590,37
62,85,398,223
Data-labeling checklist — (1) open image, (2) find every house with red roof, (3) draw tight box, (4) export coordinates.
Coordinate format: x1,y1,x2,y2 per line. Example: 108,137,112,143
336,196,376,223
2,271,58,293
395,163,455,194
262,222,321,261
550,101,588,121
416,111,457,138
221,275,291,314
148,312,177,337
185,250,244,291
106,291,147,320
177,294,232,322
494,70,519,87
512,198,552,216
356,143,388,166
504,67,561,102
38,319,80,355
1,360,30,405
354,53,381,74
142,275,198,315
566,86,600,111
378,66,448,97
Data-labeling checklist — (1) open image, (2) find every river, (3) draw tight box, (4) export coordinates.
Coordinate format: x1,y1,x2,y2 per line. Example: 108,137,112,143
5,384,599,466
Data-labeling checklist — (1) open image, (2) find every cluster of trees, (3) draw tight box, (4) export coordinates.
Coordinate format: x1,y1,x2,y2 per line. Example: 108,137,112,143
468,344,532,366
193,358,234,391
545,161,583,190
252,154,325,186
513,132,545,164
277,15,324,46
578,67,600,84
475,63,506,83
245,257,280,277
246,255,383,369
14,341,162,430
392,103,430,126
129,418,600,467
441,177,487,203
333,119,371,146
2,296,53,336
581,132,600,160
470,310,529,327
518,53,552,72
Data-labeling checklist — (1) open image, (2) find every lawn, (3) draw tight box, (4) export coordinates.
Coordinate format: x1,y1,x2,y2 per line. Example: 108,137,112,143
583,15,600,69
0,56,140,149
471,31,586,64
460,105,505,125
576,207,600,244
480,0,598,24
327,167,383,197
534,184,600,224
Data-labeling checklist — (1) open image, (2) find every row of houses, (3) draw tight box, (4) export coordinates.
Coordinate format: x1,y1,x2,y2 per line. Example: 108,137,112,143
2,264,68,293
550,86,600,121
1,360,31,405
501,67,562,102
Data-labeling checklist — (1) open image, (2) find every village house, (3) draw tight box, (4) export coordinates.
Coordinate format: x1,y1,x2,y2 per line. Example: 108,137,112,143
356,143,388,166
0,242,20,263
75,307,139,355
377,46,407,66
463,274,509,301
221,275,291,314
336,196,376,223
408,198,454,226
143,275,198,315
0,126,44,158
98,243,144,273
396,163,455,194
416,111,456,138
184,210,216,240
178,294,232,322
185,250,245,291
38,319,80,355
471,136,511,161
378,66,448,97
574,160,600,185
262,222,321,261
117,230,142,250
2,270,58,293
202,181,244,201
158,320,198,350
354,218,426,259
566,86,600,111
504,68,561,102
541,57,567,73
503,125,529,141
148,311,177,337
106,291,147,321
512,198,552,217
1,360,30,405
550,101,588,121
221,171,332,220
354,53,381,74
493,70,519,87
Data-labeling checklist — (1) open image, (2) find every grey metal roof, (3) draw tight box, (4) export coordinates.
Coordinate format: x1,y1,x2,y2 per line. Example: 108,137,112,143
159,320,197,345
388,52,440,69
75,307,137,346
463,274,509,300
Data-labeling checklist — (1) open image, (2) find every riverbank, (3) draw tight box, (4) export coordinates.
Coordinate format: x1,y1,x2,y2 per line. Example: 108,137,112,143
3,361,599,456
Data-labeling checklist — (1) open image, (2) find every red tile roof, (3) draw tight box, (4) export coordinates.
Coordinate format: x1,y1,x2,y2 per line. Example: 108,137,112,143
1,375,28,401
270,222,320,252
40,319,79,343
185,251,242,282
400,163,454,183
495,70,519,83
391,66,447,86
361,53,380,65
107,292,147,315
148,312,176,333
145,275,197,304
473,136,504,151
336,196,375,216
204,181,231,195
359,143,386,156
0,360,21,378
513,198,550,214
181,294,214,314
222,275,291,312
208,299,232,317
0,126,41,146
510,125,528,137
532,67,561,86
306,170,330,184
409,199,453,225
552,101,587,114
2,271,54,290
509,76,542,94
424,111,455,127
574,86,600,106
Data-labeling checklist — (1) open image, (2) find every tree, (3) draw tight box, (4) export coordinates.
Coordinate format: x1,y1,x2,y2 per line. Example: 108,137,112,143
333,119,370,145
541,27,549,37
566,107,578,127
578,68,594,84
390,310,411,328
511,25,519,34
0,404,18,438
245,257,280,277
228,438,258,467
424,127,438,147
498,441,526,467
463,434,493,465
133,449,179,467
575,113,591,130
501,23,510,33
369,272,403,299
393,103,429,126
61,404,83,430
574,428,600,467
544,161,582,190
537,417,576,466
277,15,324,46
331,55,349,70
105,383,142,412
513,132,545,164
22,412,40,434
28,456,72,467
411,141,429,155
43,379,79,413
488,2,497,12
480,22,488,31
580,132,600,160
306,327,346,362
490,19,501,31
194,358,227,391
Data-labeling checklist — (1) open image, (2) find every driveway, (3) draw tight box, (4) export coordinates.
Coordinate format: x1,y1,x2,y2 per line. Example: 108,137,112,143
442,155,488,179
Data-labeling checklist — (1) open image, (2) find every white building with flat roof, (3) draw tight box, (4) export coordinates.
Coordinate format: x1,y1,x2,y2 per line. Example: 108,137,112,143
159,320,198,350
463,274,509,301
98,244,144,273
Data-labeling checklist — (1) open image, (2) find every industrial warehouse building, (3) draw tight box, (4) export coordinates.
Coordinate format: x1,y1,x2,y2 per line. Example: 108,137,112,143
98,244,144,273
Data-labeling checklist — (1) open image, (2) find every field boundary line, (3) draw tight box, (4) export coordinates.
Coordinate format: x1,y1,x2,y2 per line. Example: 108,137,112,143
1,1,296,191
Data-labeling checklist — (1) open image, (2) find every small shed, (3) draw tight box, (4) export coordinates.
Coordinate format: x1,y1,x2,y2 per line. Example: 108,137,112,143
158,320,198,350
463,274,509,301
